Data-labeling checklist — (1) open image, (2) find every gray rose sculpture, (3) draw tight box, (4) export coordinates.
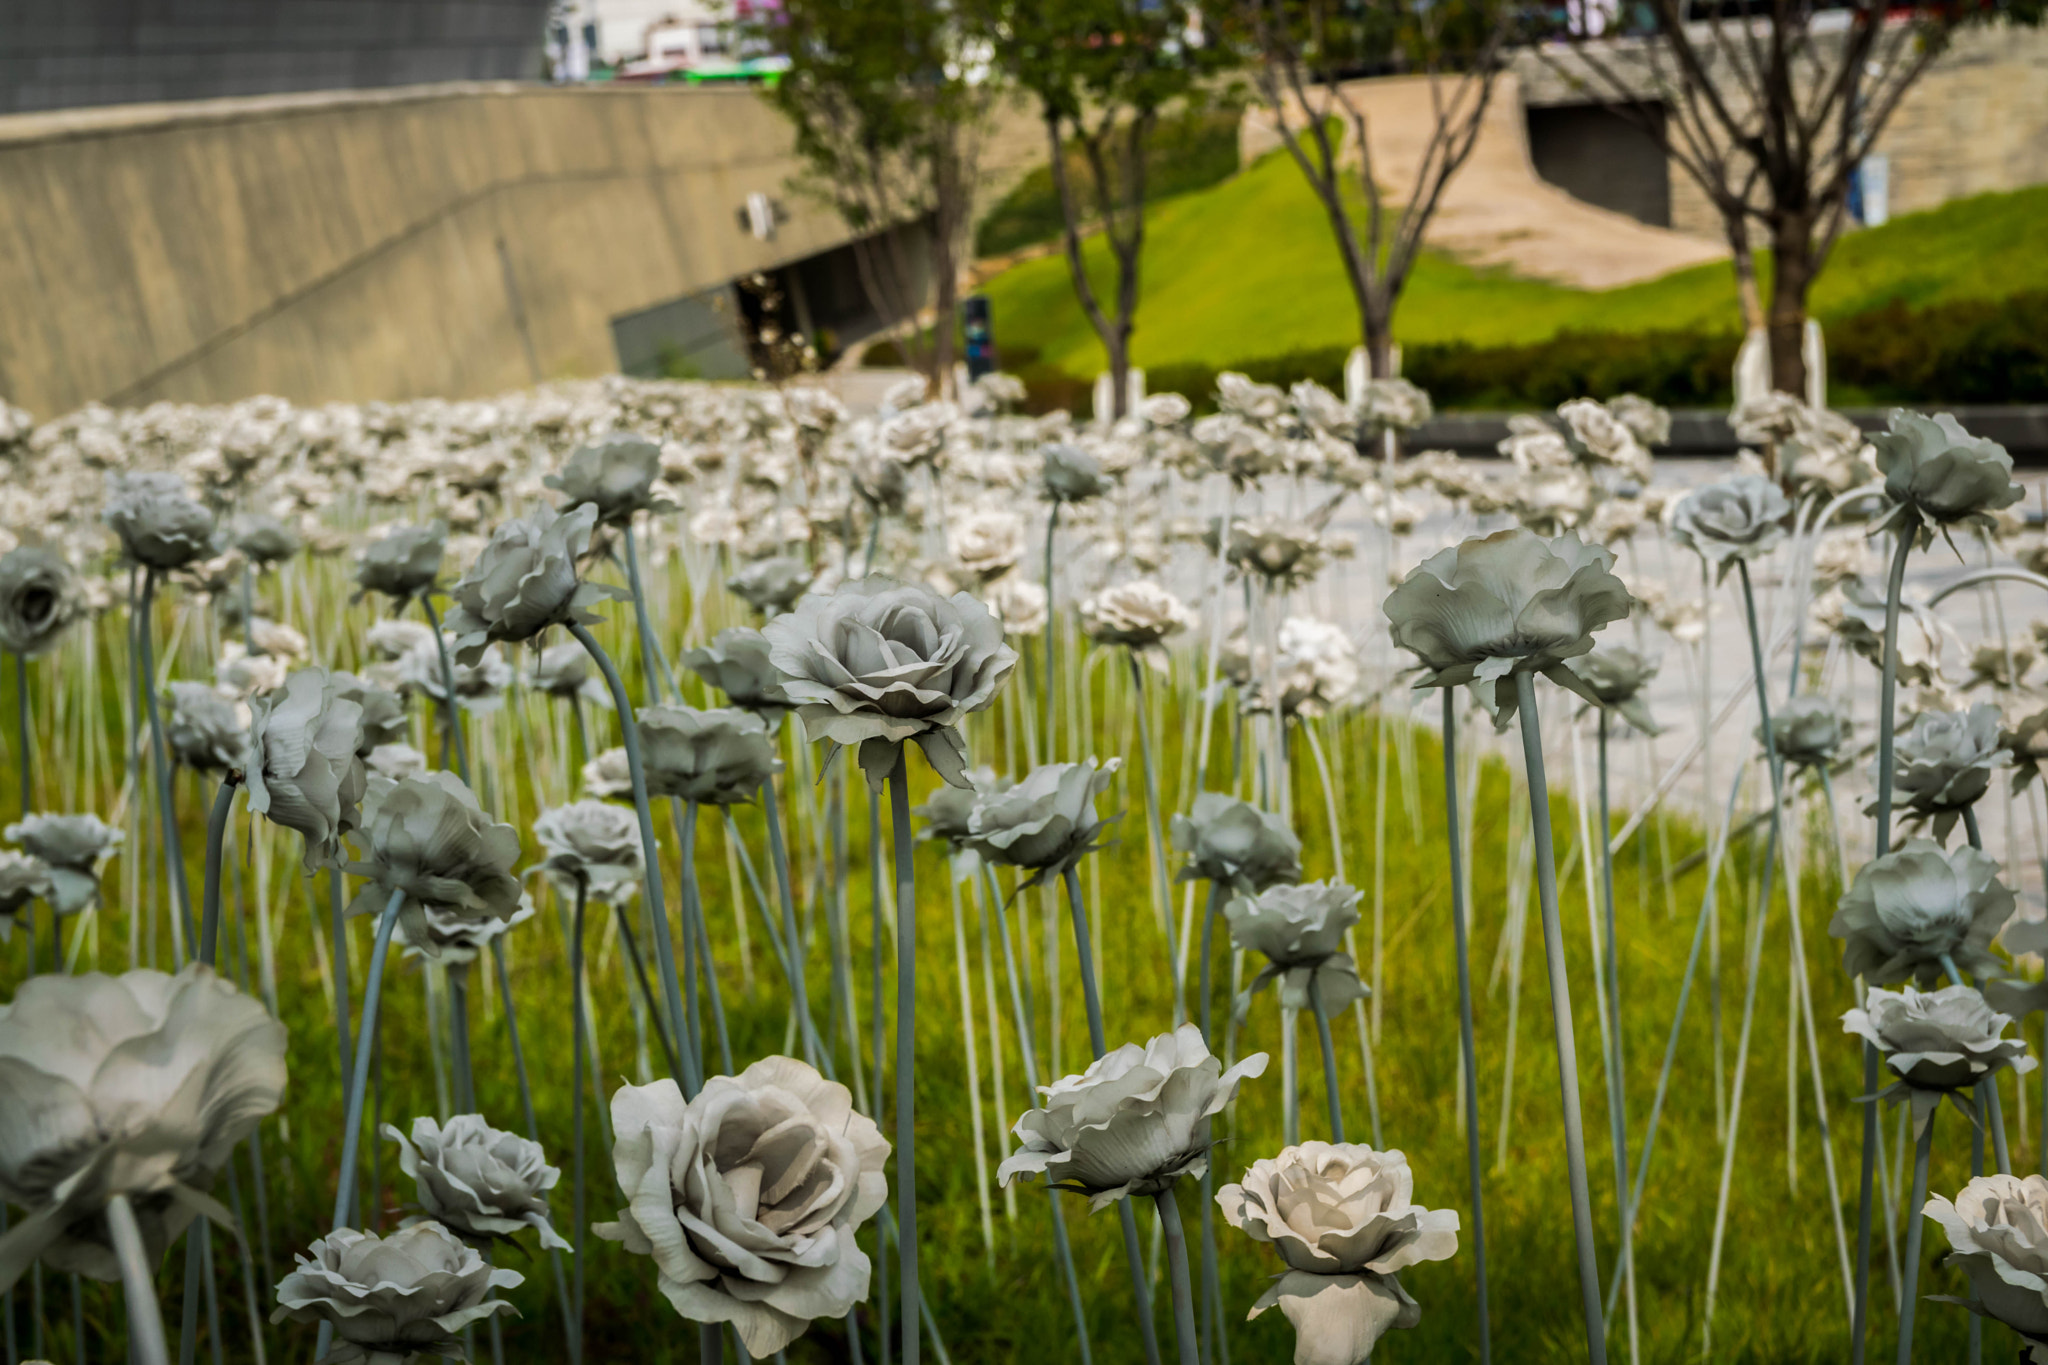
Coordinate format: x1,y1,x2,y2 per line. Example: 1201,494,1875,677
915,766,1010,855
999,1023,1268,1209
1217,1143,1459,1365
344,772,525,954
441,502,625,664
962,758,1120,885
354,522,446,604
0,852,52,940
383,1114,569,1249
102,472,217,571
1871,409,2023,543
1868,704,2012,841
532,799,645,902
1225,880,1369,1016
1080,581,1198,653
726,555,813,616
271,1221,523,1364
247,668,367,872
1668,475,1791,581
681,628,794,719
1768,694,1851,770
165,681,249,773
5,812,123,915
1843,984,2034,1134
0,965,286,1287
233,513,300,567
1569,645,1662,737
531,641,609,707
595,1057,889,1358
0,547,82,657
330,672,411,754
1172,791,1302,893
1830,838,2013,986
545,433,670,524
1383,529,1631,727
762,575,1016,788
1924,1173,2048,1360
1041,442,1114,503
637,706,781,805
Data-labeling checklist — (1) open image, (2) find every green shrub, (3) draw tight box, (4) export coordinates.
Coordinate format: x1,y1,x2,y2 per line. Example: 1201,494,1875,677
973,104,1244,260
1020,291,2048,414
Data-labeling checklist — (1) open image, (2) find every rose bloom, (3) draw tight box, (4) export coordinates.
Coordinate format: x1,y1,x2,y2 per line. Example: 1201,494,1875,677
762,575,1015,789
1081,581,1197,652
999,1024,1268,1209
1924,1173,2048,1356
1668,475,1791,577
1382,528,1631,726
595,1057,888,1358
1218,1143,1459,1365
1172,791,1302,893
1830,838,2013,986
271,1221,522,1364
384,1114,568,1249
963,758,1119,881
1843,984,2035,1132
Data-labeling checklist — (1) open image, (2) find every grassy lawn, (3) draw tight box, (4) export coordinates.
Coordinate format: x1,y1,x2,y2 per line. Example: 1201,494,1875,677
39,545,2004,1363
977,145,2048,381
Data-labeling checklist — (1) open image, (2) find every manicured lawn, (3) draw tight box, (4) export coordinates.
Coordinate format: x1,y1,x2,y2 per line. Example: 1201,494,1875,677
978,147,2048,380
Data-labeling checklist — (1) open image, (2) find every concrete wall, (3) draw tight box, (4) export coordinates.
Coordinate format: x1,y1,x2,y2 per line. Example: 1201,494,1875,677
0,82,868,416
1515,22,2048,240
1,1,552,114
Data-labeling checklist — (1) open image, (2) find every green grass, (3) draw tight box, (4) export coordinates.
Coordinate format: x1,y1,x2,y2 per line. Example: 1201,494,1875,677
978,144,2048,383
9,548,2014,1364
974,104,1245,260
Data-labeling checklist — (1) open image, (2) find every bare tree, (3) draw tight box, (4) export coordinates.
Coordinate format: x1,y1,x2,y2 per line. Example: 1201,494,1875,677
767,2,994,397
1539,1,2037,396
1236,0,1513,378
991,0,1233,416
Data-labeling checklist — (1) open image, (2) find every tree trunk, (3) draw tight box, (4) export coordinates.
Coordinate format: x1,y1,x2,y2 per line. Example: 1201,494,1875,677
1365,296,1396,379
929,141,963,401
1767,216,1815,398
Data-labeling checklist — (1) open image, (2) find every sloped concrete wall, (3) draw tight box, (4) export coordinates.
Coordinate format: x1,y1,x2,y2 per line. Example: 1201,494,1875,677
0,82,858,416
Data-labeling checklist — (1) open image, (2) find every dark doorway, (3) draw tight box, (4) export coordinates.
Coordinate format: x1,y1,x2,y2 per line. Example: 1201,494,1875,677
1526,102,1672,227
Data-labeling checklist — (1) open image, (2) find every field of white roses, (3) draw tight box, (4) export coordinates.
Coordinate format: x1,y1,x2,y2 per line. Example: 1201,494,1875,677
0,371,2040,1364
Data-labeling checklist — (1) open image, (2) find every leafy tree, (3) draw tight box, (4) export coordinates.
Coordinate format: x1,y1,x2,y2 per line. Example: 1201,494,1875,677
986,0,1236,416
763,0,998,396
1543,0,2044,397
1231,0,1517,379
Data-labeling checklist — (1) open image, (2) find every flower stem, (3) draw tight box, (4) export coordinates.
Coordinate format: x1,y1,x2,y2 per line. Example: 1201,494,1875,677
1854,526,1917,1365
137,569,196,958
14,649,28,819
1128,652,1182,1025
983,863,1092,1365
620,524,677,705
107,1193,170,1365
489,937,581,1365
450,961,477,1115
1440,689,1490,1362
197,777,240,967
328,868,353,1195
1064,865,1165,1365
886,754,920,1365
762,790,825,1067
1308,976,1343,1143
332,888,404,1228
1594,709,1632,1335
568,621,692,1095
1896,1110,1935,1365
1511,670,1607,1365
417,591,471,784
613,900,681,1080
1154,1189,1199,1365
1043,502,1059,761
570,879,589,1354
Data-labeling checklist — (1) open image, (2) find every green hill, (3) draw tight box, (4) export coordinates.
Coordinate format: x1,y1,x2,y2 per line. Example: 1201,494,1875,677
977,146,2048,385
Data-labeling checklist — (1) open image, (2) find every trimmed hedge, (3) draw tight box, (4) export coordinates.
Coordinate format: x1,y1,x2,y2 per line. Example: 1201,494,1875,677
1016,290,2048,413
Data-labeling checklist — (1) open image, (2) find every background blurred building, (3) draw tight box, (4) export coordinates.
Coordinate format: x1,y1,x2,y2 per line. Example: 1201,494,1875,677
0,0,553,114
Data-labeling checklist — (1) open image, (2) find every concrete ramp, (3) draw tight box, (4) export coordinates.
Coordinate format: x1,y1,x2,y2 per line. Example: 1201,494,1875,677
1242,71,1728,290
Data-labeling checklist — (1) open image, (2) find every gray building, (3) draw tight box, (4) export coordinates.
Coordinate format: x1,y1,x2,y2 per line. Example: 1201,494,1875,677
0,0,552,114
